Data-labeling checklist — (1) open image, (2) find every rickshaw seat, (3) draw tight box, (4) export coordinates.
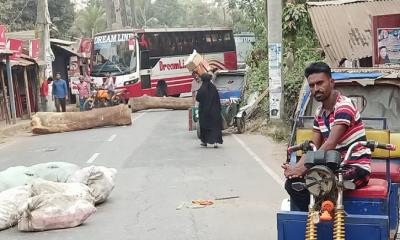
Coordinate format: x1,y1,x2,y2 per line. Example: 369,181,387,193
345,178,388,199
370,159,400,183
390,133,400,158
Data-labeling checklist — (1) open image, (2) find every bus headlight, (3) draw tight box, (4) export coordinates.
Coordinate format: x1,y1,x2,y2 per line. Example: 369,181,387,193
124,79,139,86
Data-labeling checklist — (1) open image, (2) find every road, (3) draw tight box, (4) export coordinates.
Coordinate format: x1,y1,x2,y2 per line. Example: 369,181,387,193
0,109,287,240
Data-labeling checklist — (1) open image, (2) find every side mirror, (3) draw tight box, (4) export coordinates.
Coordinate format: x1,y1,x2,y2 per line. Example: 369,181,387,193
140,50,150,70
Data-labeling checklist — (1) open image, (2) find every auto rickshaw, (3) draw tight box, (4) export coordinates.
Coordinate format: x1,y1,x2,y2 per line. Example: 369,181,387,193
191,70,247,138
278,69,400,240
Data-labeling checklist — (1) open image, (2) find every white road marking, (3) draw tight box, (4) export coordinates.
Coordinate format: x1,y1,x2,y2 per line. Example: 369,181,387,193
133,112,146,121
106,134,117,142
87,153,100,164
233,134,284,187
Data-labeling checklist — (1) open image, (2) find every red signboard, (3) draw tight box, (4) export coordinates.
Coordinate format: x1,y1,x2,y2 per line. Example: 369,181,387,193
7,38,23,60
372,14,400,65
29,39,40,59
0,25,6,49
79,38,92,58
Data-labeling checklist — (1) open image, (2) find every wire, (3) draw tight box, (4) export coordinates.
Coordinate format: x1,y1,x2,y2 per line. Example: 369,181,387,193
11,0,34,25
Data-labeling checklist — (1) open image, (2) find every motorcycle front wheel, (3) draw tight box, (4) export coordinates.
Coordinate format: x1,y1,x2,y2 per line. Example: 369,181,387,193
83,98,95,111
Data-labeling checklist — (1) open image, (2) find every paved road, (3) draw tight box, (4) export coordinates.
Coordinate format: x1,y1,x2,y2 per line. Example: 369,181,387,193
0,109,287,240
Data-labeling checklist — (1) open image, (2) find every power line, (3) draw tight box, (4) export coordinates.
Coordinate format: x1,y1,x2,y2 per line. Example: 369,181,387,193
11,0,34,25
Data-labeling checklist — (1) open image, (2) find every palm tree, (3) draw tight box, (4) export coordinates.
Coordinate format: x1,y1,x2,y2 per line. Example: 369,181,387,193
74,4,106,37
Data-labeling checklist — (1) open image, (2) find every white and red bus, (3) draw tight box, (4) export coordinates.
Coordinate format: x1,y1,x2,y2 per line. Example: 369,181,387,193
90,28,237,98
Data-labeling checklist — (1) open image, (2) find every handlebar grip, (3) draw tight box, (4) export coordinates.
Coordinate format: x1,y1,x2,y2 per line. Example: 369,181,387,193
377,143,396,151
287,145,302,153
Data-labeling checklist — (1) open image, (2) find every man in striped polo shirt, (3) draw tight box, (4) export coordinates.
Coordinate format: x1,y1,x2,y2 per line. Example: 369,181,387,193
282,62,371,211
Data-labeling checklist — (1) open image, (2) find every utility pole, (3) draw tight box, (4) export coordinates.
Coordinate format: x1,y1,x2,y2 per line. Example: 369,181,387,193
267,0,284,120
36,0,53,112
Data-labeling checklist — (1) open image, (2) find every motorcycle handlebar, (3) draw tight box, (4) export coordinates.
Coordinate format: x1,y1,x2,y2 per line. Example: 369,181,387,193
364,141,396,151
287,141,317,154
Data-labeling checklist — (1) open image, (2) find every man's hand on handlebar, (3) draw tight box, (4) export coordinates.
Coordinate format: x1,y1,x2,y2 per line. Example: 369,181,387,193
281,163,307,179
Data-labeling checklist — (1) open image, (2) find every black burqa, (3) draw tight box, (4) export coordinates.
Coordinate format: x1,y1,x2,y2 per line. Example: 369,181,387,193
196,73,223,144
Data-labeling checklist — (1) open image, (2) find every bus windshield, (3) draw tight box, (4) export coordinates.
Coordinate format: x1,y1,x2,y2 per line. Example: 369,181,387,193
92,33,136,77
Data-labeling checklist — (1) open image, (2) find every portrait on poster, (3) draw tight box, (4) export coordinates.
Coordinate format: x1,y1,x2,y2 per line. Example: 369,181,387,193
375,28,400,65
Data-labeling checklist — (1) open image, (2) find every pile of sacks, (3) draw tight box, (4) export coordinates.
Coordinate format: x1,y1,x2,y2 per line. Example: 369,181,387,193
0,162,117,232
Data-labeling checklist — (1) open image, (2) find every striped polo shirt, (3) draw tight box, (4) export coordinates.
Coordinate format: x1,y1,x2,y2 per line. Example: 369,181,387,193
313,93,371,172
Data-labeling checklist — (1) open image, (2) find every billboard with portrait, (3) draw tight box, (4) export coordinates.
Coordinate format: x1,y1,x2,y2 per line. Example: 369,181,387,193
376,28,400,65
372,14,400,65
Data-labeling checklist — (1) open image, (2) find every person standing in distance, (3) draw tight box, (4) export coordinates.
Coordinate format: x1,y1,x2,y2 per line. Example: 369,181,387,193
52,73,68,112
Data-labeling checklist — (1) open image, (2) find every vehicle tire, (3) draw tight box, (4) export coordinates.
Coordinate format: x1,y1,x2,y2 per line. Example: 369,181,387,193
196,121,201,139
236,117,245,134
112,95,123,106
83,99,94,111
171,94,180,98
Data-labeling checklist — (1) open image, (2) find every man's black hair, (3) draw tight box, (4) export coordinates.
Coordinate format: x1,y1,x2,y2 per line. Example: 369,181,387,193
304,62,332,78
379,46,387,50
47,77,53,81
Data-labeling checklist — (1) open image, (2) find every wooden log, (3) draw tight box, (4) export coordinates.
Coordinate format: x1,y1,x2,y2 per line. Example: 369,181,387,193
31,104,132,134
128,95,195,113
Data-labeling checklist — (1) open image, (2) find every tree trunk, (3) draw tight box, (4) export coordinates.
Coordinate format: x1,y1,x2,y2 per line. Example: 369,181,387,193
31,105,132,134
130,0,137,27
119,0,128,27
128,96,194,113
103,0,114,30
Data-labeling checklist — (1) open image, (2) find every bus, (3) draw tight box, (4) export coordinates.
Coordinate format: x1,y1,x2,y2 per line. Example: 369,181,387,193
90,28,237,98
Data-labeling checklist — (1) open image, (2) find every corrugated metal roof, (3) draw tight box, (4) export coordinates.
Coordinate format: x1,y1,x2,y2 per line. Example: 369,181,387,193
307,0,400,66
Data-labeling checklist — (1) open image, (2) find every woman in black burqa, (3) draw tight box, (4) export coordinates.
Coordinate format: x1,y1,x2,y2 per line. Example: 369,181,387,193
196,73,223,148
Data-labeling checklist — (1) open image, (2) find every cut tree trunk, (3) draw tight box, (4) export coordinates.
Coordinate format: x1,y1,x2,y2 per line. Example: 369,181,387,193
128,96,194,113
31,105,132,134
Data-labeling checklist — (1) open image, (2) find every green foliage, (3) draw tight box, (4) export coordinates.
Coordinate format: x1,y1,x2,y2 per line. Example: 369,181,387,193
0,0,75,39
49,0,75,39
0,0,36,32
72,4,106,37
282,3,322,123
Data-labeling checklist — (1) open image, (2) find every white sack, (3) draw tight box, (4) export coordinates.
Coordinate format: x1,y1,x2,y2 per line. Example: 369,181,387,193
18,193,96,232
0,186,32,230
69,166,117,204
0,166,38,192
30,162,80,183
30,179,94,204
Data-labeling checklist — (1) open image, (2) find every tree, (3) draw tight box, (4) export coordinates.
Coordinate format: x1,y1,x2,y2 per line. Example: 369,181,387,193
0,0,75,39
0,0,37,32
73,4,106,37
48,0,75,39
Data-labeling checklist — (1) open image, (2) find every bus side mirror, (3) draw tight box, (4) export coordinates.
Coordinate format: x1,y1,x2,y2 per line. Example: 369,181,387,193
140,50,150,69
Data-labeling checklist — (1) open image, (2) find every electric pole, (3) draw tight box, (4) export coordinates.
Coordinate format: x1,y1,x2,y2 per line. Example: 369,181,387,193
267,0,284,120
36,0,53,111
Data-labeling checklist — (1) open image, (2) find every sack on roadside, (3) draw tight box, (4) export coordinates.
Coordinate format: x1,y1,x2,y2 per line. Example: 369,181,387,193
68,166,117,205
30,179,94,204
0,186,32,231
30,162,80,183
18,193,96,232
0,166,38,192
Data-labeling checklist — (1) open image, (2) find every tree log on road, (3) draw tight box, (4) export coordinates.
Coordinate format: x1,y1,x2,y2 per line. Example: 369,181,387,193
31,105,132,134
128,95,194,113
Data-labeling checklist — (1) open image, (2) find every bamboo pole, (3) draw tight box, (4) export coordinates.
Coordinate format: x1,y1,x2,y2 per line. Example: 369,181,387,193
0,67,11,123
24,67,32,118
